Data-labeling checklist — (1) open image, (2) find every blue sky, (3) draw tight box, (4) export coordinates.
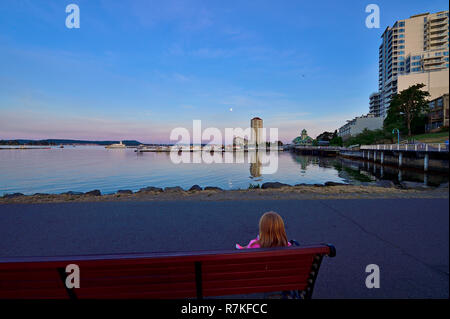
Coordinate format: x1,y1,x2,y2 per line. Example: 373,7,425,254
0,0,448,143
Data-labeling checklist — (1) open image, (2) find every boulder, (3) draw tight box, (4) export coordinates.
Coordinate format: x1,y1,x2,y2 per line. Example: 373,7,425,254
62,191,84,195
294,183,309,187
324,181,349,186
138,186,163,193
375,180,396,188
438,182,449,189
164,186,184,192
189,185,202,191
400,181,428,190
261,182,291,189
3,193,24,198
117,190,133,194
85,190,102,196
204,186,223,191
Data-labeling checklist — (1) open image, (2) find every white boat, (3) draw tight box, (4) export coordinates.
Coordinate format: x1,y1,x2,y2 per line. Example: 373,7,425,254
105,141,126,149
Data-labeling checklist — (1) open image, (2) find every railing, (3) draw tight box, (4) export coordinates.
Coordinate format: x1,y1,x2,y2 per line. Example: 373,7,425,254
360,143,448,152
293,146,347,151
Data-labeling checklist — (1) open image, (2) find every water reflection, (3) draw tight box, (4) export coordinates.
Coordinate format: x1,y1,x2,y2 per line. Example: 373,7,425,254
0,147,447,195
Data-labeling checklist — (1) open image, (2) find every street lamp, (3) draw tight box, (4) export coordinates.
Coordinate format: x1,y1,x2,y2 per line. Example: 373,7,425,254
392,128,400,145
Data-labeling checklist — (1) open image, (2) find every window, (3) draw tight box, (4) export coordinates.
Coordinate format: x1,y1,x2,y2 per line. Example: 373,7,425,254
399,34,405,38
412,55,421,60
399,51,405,55
398,29,405,32
399,22,405,27
412,62,421,66
444,51,449,56
399,45,405,49
399,40,405,44
399,61,405,66
435,52,442,56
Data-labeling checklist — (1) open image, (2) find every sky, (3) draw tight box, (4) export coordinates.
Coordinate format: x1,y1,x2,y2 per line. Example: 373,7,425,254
0,0,448,143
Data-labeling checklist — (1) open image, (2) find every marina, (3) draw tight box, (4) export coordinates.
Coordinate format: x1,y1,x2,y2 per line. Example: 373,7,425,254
0,145,447,196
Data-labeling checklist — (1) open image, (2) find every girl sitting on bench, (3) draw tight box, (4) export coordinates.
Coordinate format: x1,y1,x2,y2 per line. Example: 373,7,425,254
236,211,293,249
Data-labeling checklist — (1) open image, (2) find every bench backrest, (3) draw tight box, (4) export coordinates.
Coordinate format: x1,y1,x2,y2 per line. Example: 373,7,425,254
0,244,335,299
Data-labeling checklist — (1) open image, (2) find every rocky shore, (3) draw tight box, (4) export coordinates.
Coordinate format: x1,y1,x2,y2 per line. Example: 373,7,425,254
1,181,448,204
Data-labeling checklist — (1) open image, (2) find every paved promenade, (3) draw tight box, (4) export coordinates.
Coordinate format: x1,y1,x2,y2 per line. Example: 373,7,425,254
0,198,448,298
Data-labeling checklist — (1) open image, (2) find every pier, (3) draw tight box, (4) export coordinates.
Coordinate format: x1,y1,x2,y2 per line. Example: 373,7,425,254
290,143,449,173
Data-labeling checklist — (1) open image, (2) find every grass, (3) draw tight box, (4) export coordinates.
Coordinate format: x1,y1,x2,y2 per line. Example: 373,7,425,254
411,131,449,143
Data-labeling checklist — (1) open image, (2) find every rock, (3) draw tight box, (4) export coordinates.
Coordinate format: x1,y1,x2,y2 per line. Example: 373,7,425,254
400,181,427,190
3,193,24,198
204,186,223,191
164,186,184,192
117,190,133,194
313,184,324,187
261,182,291,189
375,180,396,188
324,182,349,186
138,186,163,193
62,191,84,195
189,185,202,191
359,182,373,187
84,190,102,196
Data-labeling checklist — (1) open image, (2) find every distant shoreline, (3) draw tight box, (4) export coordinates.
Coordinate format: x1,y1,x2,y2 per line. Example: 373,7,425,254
1,184,448,204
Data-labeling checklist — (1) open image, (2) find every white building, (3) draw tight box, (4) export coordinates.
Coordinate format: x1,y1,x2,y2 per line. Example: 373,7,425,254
338,114,384,140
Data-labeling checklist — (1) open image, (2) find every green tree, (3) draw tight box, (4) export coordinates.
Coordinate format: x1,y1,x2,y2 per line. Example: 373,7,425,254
386,83,430,137
329,130,343,146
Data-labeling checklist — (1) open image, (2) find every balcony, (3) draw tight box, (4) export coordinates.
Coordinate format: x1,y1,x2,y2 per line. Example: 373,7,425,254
423,59,443,66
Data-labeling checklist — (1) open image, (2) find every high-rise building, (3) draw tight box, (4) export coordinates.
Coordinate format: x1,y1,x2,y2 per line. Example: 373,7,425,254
376,10,449,117
369,92,382,117
250,117,263,147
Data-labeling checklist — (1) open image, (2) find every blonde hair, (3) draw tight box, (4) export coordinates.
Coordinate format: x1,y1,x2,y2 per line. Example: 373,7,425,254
257,211,289,248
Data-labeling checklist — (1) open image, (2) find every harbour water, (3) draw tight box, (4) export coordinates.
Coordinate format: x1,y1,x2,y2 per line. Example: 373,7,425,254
0,146,447,196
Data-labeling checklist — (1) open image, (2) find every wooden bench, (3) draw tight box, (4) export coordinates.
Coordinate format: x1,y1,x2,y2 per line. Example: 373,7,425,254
0,244,336,299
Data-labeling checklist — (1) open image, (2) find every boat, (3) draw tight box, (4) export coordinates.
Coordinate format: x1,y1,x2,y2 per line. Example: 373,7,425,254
105,141,126,149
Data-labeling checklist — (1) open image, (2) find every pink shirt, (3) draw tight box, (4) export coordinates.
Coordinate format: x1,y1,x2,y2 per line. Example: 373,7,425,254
236,237,292,249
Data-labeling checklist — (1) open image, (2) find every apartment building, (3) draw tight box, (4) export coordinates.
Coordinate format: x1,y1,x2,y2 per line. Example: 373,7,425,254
376,10,449,117
426,93,449,132
337,114,384,140
369,92,382,117
250,117,263,147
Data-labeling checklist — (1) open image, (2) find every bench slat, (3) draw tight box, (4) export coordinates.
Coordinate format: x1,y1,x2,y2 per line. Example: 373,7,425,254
0,245,334,299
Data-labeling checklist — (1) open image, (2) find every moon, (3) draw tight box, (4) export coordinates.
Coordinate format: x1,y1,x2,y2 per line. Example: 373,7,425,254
229,108,233,112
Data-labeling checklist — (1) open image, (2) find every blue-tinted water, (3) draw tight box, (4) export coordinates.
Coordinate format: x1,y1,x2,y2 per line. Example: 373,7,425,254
0,146,446,195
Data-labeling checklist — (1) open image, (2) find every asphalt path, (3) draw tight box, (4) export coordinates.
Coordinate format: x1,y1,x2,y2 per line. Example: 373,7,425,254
0,198,448,298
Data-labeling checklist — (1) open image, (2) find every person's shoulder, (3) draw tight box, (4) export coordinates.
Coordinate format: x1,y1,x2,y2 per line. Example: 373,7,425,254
247,239,260,248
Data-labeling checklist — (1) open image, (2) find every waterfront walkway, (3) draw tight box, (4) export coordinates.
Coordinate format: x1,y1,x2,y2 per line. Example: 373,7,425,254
0,198,448,298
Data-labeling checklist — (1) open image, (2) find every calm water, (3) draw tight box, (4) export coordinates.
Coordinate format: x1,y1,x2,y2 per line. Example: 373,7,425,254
0,146,447,195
